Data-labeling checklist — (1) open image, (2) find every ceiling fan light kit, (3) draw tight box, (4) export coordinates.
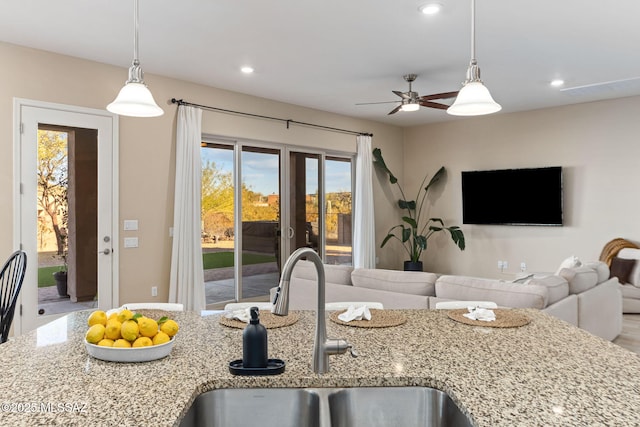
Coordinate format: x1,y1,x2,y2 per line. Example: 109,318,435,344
447,0,501,117
107,0,164,118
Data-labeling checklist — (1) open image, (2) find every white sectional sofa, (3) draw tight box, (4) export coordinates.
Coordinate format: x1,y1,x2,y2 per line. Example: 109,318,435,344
288,260,622,341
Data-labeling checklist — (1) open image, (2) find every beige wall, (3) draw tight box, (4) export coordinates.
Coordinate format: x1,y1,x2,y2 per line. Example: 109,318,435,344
403,96,640,278
0,41,404,305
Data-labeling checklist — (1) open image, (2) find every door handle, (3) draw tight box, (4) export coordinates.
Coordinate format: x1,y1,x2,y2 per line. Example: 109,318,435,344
100,248,111,255
287,227,294,239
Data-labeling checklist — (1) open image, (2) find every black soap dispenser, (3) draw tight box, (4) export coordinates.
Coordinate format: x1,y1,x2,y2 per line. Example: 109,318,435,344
242,306,268,368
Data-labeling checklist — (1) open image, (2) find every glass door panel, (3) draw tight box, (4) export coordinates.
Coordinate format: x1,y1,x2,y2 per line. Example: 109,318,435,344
325,157,352,265
201,143,235,306
289,152,321,257
240,147,281,301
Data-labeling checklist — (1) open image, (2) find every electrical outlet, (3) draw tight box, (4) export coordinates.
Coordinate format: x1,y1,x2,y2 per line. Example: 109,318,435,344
520,262,527,272
151,286,158,297
503,261,509,270
497,260,503,270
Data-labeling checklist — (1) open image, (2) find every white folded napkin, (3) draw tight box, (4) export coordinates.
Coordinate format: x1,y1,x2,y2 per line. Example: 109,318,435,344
338,305,372,322
225,308,252,323
463,306,496,322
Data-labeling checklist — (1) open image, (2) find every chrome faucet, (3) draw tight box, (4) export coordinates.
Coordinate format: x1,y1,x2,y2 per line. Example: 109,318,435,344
272,247,353,374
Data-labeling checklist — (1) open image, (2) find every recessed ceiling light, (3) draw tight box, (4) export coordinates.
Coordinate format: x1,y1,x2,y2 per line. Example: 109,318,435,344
241,66,254,74
550,79,565,87
419,3,442,15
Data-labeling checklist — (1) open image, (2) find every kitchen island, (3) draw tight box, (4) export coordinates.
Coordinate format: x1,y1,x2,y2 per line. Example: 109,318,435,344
1,309,639,426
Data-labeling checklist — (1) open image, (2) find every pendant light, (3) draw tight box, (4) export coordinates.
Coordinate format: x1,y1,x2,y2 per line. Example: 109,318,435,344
107,0,164,117
447,0,501,116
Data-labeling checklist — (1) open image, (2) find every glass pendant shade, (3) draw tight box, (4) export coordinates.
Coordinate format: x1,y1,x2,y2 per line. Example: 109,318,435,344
107,82,164,117
447,81,501,116
107,0,163,118
401,102,420,112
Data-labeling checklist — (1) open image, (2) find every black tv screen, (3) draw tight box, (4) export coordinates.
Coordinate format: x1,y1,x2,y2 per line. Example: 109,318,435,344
461,167,563,226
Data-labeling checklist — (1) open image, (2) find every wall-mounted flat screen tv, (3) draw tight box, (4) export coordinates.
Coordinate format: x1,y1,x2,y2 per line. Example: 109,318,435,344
461,166,563,226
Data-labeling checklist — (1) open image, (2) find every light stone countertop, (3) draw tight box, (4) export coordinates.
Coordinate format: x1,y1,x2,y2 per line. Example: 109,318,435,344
1,309,640,426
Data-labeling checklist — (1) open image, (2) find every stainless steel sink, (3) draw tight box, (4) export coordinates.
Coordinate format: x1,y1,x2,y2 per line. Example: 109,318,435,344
179,388,321,427
328,387,473,427
179,387,472,427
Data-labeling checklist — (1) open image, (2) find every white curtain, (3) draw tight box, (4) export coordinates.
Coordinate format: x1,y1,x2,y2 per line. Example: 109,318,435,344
169,105,205,311
353,134,376,269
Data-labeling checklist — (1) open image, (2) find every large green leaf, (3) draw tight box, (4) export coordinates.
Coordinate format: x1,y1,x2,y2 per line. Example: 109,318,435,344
447,226,466,250
401,227,411,242
372,148,397,184
398,200,416,210
415,235,427,250
380,234,394,247
402,216,417,228
424,166,446,193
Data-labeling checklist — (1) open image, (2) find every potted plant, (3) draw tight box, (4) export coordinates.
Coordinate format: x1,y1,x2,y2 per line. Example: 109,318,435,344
53,259,68,297
373,148,465,271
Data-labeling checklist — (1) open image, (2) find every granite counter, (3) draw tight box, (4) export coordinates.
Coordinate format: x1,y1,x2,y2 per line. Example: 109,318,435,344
1,309,639,426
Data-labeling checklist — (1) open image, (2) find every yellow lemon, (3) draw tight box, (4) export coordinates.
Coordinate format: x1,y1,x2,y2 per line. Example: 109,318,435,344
97,338,114,347
113,339,131,348
138,317,158,338
116,309,134,323
85,324,105,344
152,331,171,346
107,312,118,321
104,319,122,340
160,319,179,337
132,337,153,348
87,310,107,327
121,319,139,342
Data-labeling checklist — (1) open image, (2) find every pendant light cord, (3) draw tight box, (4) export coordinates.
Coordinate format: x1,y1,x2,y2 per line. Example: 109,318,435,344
133,0,139,63
470,0,476,63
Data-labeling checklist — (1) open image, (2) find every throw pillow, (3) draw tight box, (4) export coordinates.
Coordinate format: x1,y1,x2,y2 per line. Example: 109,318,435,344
610,257,637,284
555,255,582,275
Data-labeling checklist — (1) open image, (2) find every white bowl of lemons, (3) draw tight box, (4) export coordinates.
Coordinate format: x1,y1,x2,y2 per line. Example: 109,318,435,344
84,309,179,363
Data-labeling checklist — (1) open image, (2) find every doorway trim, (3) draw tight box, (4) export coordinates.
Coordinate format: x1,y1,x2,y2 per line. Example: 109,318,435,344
12,98,119,334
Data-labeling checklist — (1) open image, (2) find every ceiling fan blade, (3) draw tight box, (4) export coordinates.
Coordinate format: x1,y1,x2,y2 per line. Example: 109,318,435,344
392,90,410,99
355,101,401,105
419,100,450,110
419,91,459,101
388,105,402,115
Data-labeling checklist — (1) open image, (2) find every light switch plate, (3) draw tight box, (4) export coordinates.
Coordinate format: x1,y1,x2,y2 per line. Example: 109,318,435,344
124,220,138,231
124,237,139,248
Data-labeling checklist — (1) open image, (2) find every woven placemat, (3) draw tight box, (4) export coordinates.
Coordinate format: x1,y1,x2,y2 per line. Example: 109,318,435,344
447,308,530,328
219,311,300,329
329,309,407,328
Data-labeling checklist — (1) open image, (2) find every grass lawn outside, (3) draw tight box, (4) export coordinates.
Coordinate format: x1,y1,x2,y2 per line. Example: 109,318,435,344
36,251,275,287
202,251,276,269
38,266,64,287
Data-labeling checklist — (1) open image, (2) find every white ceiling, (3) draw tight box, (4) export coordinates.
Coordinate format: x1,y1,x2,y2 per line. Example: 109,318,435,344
2,0,640,127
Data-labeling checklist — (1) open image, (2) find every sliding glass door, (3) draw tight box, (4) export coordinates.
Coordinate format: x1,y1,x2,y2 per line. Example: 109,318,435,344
201,139,353,308
240,147,281,303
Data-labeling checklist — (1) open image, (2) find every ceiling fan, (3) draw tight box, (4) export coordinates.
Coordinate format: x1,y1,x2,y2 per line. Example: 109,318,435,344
356,74,459,115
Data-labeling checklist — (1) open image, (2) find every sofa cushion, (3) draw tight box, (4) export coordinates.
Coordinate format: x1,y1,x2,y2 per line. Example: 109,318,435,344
558,266,598,294
292,260,353,286
582,261,610,283
617,248,640,287
435,275,549,309
351,269,436,296
620,283,640,299
527,275,569,305
610,257,636,285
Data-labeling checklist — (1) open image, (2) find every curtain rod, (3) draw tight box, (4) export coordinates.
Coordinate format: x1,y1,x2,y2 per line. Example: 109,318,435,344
170,98,373,137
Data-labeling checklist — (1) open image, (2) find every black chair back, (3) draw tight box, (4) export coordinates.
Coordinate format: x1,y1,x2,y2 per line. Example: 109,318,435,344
0,251,27,343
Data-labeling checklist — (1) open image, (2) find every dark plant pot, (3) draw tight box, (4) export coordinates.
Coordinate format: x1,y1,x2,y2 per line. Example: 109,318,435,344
53,271,68,297
403,261,423,272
